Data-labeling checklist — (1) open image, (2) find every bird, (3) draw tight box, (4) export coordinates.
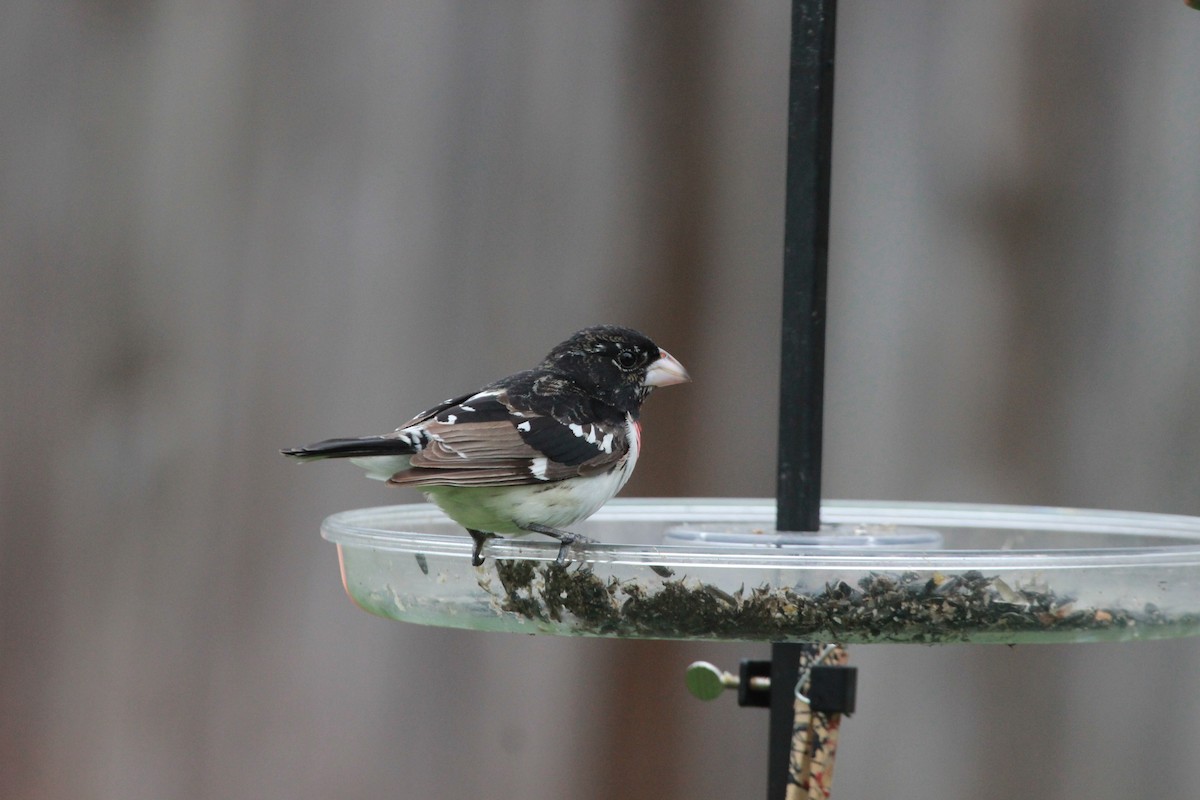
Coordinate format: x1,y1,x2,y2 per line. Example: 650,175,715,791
282,325,689,567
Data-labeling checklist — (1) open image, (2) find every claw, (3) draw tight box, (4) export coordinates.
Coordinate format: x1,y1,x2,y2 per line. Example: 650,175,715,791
520,522,593,566
468,529,497,566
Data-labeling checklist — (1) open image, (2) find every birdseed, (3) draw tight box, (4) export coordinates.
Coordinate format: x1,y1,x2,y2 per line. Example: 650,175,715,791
489,561,1199,643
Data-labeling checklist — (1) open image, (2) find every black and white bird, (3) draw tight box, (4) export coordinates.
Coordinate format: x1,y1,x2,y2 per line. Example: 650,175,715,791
282,326,689,566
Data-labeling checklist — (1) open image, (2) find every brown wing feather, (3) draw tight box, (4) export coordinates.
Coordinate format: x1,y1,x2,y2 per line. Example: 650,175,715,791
390,419,548,487
386,416,630,488
388,463,539,487
409,420,540,465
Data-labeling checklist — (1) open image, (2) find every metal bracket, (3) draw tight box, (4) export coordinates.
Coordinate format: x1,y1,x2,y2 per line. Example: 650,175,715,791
739,659,773,707
807,665,857,715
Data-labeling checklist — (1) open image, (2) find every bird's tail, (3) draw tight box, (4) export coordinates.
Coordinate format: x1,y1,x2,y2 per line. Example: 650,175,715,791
280,436,417,461
282,436,419,481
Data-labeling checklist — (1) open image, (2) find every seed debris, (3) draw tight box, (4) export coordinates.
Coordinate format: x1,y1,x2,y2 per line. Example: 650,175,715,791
485,563,1198,643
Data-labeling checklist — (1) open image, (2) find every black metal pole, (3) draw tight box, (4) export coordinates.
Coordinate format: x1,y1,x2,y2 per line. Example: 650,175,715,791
771,2,837,799
776,0,836,535
767,643,808,800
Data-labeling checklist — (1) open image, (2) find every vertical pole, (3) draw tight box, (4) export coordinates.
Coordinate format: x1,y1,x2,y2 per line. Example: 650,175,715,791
776,0,837,535
767,643,807,800
772,2,838,799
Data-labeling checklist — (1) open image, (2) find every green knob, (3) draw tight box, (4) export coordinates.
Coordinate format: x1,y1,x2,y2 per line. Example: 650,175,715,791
685,661,735,701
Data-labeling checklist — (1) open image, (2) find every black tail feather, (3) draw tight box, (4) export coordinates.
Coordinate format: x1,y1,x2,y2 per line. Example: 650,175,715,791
280,436,416,460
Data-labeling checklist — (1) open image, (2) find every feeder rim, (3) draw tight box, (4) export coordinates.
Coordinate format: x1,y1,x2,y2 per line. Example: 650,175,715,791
320,498,1200,570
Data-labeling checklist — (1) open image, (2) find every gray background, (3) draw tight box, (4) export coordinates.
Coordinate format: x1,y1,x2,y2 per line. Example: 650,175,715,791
3,1,1199,798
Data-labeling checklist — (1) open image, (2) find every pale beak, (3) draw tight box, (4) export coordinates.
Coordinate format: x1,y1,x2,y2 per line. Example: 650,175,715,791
643,349,690,387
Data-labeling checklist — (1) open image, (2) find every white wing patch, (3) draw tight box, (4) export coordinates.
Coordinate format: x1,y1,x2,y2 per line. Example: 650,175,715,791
568,423,601,445
516,420,532,432
530,457,549,480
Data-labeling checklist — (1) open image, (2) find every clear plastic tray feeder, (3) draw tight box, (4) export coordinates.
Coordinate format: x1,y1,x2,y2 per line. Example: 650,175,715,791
323,499,1200,645
300,3,1200,796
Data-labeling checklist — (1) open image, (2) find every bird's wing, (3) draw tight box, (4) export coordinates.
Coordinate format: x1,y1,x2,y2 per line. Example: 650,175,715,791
386,388,631,488
394,389,481,429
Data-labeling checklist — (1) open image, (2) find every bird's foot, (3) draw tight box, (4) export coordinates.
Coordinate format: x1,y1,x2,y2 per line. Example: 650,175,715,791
468,530,498,567
520,523,593,566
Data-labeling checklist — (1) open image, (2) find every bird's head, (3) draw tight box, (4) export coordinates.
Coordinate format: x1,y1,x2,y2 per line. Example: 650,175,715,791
542,325,690,415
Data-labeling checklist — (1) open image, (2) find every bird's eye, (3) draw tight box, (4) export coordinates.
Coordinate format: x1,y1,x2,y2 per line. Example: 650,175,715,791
616,349,640,370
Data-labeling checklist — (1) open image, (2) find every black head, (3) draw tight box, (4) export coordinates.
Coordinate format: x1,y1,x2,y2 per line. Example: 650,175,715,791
541,325,689,414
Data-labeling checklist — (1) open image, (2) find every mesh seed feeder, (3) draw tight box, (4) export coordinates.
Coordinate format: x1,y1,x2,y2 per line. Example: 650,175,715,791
316,3,1200,798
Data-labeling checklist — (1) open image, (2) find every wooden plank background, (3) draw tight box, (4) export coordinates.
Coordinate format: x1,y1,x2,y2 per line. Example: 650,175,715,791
2,2,1198,799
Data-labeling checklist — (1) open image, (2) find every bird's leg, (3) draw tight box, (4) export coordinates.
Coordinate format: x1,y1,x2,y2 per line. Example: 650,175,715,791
468,529,498,567
519,523,593,566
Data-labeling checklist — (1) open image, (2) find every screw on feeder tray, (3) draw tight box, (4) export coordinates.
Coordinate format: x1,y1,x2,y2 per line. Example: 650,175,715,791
686,661,772,706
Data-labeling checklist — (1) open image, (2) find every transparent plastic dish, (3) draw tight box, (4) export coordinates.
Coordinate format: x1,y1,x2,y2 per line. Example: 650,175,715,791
322,499,1200,644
